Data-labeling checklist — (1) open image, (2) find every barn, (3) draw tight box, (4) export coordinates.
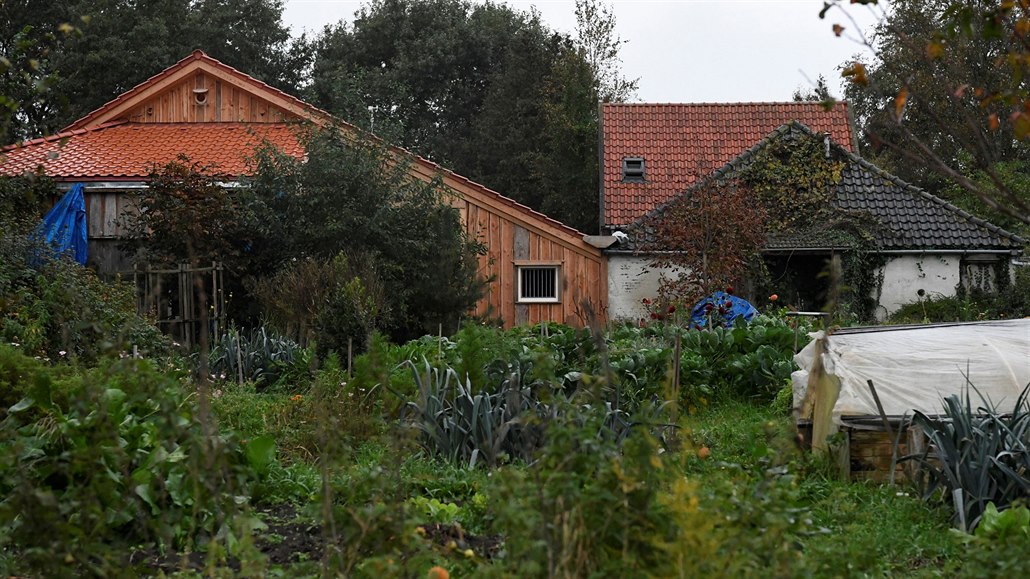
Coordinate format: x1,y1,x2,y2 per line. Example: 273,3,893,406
0,50,607,329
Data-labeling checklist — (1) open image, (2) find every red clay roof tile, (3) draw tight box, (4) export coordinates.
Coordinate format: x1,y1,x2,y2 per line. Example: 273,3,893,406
601,102,855,227
0,122,305,179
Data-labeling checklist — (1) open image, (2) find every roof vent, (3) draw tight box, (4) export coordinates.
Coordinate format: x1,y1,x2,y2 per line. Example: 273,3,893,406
622,157,645,182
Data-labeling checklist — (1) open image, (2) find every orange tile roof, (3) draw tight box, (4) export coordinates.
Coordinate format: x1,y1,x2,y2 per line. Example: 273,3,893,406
601,102,856,227
0,122,305,180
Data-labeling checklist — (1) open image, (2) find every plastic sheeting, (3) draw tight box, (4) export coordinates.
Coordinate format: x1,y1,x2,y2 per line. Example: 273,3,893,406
35,183,87,265
690,291,758,328
793,319,1030,423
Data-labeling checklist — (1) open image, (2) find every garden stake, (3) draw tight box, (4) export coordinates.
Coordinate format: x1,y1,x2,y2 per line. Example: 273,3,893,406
887,412,909,486
348,337,353,380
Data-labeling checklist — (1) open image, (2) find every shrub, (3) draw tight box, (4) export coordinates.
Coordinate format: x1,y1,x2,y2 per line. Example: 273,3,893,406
890,267,1030,324
1,234,169,363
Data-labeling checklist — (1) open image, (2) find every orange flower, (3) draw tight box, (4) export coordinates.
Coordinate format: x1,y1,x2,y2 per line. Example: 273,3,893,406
697,446,711,459
428,566,450,579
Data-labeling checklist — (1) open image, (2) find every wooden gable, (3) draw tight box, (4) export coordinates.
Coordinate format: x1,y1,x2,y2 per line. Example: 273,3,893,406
64,50,324,130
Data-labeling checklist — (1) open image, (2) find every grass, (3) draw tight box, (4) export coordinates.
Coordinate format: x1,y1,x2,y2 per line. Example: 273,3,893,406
684,400,959,576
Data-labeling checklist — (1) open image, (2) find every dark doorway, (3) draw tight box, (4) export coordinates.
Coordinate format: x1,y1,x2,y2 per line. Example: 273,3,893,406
762,252,833,312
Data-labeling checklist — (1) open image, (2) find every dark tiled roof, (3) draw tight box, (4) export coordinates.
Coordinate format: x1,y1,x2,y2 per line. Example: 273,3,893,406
601,102,855,227
614,122,1024,253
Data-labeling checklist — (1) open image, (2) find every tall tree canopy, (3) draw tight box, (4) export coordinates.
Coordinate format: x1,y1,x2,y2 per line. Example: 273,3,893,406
0,0,310,142
306,0,636,233
829,0,1030,228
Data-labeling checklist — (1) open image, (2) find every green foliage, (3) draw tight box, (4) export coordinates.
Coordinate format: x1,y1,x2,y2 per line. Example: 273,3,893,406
740,133,845,232
890,267,1030,323
908,385,1030,530
0,348,258,576
249,128,486,346
1,234,168,364
121,155,256,269
208,325,307,389
0,173,53,233
953,502,1030,576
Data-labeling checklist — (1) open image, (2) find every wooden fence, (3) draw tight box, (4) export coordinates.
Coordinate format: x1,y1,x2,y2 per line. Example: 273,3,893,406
133,262,225,349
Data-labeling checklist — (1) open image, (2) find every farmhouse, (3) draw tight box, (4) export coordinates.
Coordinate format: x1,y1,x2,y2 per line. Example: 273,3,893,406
599,103,1025,321
0,50,607,329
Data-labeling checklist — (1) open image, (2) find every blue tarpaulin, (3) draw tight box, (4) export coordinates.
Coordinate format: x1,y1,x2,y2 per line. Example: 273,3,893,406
35,183,88,265
690,291,758,328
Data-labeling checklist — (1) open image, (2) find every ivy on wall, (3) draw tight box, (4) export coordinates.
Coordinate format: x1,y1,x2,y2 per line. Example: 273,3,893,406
739,134,845,232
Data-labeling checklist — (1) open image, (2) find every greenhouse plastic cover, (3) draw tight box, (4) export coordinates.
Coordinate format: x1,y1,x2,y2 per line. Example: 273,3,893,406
792,319,1030,422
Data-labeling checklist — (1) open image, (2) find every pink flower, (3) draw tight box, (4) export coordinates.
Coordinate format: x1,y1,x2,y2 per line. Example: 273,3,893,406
769,294,779,302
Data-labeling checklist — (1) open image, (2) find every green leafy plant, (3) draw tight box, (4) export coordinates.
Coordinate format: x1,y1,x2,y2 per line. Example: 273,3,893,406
0,347,257,575
907,384,1030,530
208,325,306,388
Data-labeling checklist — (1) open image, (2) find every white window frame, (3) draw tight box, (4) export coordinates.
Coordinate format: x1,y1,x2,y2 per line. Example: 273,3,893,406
516,261,562,304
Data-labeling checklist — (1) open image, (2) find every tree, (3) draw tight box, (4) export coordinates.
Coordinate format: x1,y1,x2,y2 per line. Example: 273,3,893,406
574,0,638,103
120,156,255,269
247,127,486,345
792,74,832,102
307,0,636,233
824,0,1030,226
642,179,768,305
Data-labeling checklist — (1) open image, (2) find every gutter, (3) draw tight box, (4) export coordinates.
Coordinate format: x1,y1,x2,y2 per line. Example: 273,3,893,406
58,181,247,190
872,249,1021,256
606,247,1021,256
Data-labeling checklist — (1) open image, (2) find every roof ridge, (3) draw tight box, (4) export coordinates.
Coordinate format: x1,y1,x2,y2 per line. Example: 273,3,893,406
602,101,850,107
2,119,129,152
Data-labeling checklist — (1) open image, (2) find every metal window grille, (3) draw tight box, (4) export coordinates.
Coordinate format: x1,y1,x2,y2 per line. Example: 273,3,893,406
518,266,559,303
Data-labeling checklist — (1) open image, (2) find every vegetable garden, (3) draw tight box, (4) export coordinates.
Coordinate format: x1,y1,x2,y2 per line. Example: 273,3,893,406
1,250,1027,577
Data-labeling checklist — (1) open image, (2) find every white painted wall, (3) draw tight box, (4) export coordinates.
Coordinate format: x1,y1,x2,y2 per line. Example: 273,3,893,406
874,254,961,320
607,254,680,320
607,252,1010,322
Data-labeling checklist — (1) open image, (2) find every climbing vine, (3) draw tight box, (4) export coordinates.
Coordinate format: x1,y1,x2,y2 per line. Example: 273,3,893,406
739,133,845,232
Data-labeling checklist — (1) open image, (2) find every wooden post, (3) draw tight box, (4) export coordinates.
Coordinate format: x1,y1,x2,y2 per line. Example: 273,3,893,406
671,332,681,423
347,338,353,380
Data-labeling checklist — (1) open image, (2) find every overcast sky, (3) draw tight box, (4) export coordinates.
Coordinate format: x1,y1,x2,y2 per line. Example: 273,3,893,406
281,0,883,103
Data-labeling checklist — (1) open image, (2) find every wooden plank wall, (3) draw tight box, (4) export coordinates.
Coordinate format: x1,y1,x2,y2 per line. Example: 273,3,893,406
459,197,607,328
125,72,296,124
84,191,136,274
